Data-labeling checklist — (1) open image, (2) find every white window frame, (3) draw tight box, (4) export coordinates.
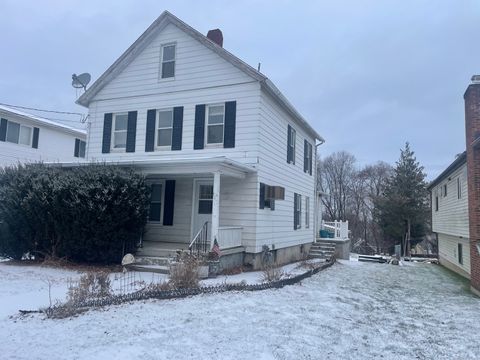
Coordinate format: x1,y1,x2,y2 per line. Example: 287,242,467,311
148,181,165,223
289,128,296,164
156,108,174,149
5,120,32,147
205,104,225,146
111,113,128,151
305,196,310,228
160,43,176,80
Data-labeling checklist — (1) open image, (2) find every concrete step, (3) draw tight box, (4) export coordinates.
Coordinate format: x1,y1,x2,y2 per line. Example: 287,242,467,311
135,256,171,267
127,264,170,274
311,245,336,251
137,241,189,258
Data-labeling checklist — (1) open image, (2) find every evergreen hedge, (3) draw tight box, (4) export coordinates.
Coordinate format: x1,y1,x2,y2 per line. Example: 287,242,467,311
0,163,149,264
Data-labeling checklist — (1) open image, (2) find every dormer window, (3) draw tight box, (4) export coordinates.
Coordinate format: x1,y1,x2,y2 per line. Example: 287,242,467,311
161,44,176,78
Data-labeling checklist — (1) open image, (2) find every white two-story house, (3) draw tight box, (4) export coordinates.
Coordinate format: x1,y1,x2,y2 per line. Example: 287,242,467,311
0,104,87,167
75,11,324,269
428,152,470,279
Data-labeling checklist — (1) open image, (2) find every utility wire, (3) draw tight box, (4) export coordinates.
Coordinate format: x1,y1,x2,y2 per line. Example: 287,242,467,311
0,102,87,124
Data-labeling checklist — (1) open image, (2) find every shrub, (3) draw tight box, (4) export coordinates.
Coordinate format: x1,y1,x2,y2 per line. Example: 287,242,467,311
169,252,200,288
262,264,284,282
67,272,112,305
0,163,149,263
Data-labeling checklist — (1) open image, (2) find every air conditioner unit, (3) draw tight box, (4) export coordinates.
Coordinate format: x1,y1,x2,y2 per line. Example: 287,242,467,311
266,185,285,200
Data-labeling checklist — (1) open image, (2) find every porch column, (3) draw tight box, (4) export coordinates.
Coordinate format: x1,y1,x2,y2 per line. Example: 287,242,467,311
211,171,221,248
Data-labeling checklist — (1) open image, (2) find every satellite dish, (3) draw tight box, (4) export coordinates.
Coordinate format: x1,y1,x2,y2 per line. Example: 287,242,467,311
71,73,91,91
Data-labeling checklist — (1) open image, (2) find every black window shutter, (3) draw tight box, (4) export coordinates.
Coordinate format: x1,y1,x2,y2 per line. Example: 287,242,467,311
293,193,298,230
304,139,308,172
259,183,265,209
163,180,176,226
0,118,7,142
126,111,137,153
172,107,183,151
32,127,39,149
287,125,292,163
145,109,156,152
74,138,80,157
102,113,113,153
194,104,206,150
224,101,236,148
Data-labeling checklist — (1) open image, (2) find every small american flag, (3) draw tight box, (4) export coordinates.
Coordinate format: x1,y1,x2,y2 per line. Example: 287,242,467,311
212,238,221,257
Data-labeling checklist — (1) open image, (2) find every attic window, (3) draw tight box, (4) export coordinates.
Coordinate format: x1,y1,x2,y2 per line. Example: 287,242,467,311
161,44,176,78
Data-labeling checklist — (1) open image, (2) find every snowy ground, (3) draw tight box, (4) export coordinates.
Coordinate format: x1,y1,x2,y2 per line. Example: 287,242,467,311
1,260,479,359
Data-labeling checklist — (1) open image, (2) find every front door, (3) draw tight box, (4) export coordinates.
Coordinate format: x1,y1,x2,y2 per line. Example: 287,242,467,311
192,180,213,241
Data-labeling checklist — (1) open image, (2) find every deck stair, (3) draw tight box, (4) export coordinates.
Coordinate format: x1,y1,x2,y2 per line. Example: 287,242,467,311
309,240,336,260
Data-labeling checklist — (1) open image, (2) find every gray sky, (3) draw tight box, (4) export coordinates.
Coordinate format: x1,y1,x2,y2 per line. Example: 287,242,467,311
1,0,479,179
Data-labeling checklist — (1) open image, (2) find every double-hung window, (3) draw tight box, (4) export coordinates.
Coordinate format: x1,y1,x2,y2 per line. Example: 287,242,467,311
112,113,128,150
157,109,173,147
287,125,296,164
6,120,32,146
149,184,163,222
294,193,302,230
161,44,176,79
206,104,225,145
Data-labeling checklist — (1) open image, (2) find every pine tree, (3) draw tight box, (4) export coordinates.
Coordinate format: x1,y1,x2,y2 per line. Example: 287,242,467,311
375,142,429,255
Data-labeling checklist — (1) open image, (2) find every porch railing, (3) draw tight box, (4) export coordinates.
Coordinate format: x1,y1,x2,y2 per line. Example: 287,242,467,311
189,221,209,256
218,226,243,249
320,220,349,240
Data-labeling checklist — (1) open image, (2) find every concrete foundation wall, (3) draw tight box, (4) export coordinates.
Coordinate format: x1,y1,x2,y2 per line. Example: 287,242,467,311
243,243,312,270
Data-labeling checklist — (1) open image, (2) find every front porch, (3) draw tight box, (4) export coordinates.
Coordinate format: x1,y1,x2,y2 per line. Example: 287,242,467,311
130,156,256,270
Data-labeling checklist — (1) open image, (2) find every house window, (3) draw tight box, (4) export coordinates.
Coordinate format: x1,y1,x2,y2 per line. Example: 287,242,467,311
6,120,32,146
304,141,313,174
198,184,213,214
294,193,302,230
157,109,173,147
74,139,86,158
458,243,463,265
287,126,296,164
149,184,163,222
112,113,128,149
443,184,447,197
206,104,225,145
161,44,176,79
457,177,461,199
305,197,310,228
259,183,275,210
435,195,439,211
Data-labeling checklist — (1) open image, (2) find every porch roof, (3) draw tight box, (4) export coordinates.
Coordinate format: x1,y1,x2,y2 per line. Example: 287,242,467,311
52,156,256,179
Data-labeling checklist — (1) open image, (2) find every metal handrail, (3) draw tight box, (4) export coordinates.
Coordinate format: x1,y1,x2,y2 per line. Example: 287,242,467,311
189,221,209,256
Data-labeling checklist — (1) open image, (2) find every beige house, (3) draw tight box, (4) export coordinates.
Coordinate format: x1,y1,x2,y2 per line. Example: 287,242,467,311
428,152,470,279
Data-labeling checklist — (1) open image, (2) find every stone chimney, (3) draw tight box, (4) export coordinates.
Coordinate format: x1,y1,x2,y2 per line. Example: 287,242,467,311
465,75,480,296
207,29,223,47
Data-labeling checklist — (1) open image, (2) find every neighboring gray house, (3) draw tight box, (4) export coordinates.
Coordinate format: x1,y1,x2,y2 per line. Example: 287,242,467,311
428,152,470,279
0,104,86,167
75,11,326,268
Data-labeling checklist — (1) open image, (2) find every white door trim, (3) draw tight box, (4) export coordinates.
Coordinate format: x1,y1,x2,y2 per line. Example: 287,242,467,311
190,177,213,241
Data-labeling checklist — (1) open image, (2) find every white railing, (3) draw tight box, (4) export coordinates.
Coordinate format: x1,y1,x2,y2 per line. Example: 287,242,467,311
321,220,349,240
217,226,243,249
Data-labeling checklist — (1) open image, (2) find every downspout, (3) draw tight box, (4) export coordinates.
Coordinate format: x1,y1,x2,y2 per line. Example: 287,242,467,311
314,139,325,242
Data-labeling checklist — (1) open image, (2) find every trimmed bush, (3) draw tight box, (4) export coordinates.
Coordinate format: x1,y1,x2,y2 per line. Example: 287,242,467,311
0,163,149,264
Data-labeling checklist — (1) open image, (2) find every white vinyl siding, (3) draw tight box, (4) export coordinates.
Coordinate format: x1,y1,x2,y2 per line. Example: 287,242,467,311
438,233,471,278
431,163,469,238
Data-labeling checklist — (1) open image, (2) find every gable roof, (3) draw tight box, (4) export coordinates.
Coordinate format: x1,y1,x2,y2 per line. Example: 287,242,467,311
0,104,86,137
427,151,466,190
76,11,324,142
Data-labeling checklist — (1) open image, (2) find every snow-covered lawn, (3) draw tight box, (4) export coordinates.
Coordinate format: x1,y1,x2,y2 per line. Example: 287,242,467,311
1,260,479,359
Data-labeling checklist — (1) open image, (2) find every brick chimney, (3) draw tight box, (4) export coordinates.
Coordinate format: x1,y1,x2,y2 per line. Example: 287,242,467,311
207,29,223,47
465,75,480,296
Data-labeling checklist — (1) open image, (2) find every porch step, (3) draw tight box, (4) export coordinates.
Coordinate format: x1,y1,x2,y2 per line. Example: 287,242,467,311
308,240,336,260
127,264,170,274
135,256,171,267
136,241,189,258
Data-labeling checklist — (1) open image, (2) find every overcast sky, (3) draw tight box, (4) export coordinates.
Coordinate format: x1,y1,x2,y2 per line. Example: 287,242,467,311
1,0,479,179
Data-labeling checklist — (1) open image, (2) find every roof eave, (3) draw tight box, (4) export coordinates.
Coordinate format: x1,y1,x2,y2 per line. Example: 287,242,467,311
427,151,467,190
